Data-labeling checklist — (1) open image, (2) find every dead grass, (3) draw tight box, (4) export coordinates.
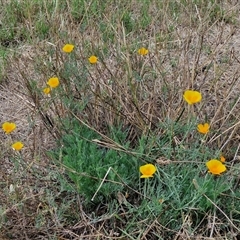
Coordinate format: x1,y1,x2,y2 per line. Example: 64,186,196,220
0,0,240,239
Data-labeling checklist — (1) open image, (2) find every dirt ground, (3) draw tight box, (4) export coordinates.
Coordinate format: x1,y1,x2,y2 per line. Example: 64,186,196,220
1,11,240,238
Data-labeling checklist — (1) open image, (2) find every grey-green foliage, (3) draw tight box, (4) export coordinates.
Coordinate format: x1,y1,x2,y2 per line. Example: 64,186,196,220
58,121,139,204
50,117,240,238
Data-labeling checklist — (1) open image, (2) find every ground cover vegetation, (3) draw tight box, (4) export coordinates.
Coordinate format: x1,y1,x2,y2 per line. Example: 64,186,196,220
0,0,240,239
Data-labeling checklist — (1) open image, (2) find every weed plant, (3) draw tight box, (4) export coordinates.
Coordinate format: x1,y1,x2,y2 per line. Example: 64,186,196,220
1,0,240,239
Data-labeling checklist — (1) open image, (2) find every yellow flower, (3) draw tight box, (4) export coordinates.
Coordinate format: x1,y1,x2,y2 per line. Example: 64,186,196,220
139,163,156,178
183,90,202,105
220,155,226,163
206,159,226,175
62,44,74,53
47,77,59,88
2,122,16,134
43,87,51,94
197,123,210,134
138,47,149,55
12,141,24,151
88,55,98,64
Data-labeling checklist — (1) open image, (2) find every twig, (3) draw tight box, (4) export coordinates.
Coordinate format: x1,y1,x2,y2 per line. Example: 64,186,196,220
91,167,112,201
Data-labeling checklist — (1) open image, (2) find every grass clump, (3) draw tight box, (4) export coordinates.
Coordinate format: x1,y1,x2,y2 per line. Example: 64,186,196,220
56,122,139,204
52,116,240,238
1,0,240,239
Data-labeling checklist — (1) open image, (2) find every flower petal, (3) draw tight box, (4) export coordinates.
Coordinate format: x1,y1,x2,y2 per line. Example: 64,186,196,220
12,141,24,151
2,122,16,134
197,123,210,134
183,90,202,104
138,47,149,55
43,87,51,94
62,44,74,53
206,159,226,175
88,55,98,64
139,164,156,178
47,77,60,88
